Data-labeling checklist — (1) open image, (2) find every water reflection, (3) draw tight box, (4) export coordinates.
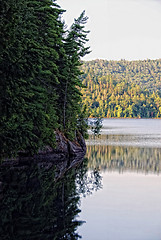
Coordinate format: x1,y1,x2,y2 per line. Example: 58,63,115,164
79,119,161,239
0,159,102,240
86,145,161,174
86,133,161,148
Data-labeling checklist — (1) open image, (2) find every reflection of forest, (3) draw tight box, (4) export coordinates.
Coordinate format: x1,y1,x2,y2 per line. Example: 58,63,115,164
86,145,161,173
0,159,102,240
87,134,161,146
0,164,82,240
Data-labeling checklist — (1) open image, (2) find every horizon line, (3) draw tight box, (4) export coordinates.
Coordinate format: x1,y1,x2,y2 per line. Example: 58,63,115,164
82,57,161,62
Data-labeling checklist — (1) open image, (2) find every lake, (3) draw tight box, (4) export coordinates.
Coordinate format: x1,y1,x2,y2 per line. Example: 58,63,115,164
0,119,161,239
79,119,161,240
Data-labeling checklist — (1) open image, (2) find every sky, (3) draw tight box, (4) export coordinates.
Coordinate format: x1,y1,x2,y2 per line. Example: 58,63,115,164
58,0,161,61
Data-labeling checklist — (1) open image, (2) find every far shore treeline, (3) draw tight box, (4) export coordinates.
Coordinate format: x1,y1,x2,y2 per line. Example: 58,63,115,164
80,59,161,118
0,0,90,159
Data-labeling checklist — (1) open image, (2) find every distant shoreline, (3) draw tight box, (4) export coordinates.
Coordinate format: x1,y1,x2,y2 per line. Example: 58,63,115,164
89,117,161,119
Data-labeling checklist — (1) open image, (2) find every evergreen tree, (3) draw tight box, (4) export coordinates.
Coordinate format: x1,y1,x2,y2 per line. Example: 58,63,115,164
0,0,63,158
57,11,90,139
0,0,90,159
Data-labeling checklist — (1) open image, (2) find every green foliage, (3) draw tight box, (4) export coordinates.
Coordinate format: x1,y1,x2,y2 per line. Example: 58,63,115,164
80,61,161,118
0,0,62,158
80,59,161,92
90,117,103,137
56,10,90,140
0,1,90,159
77,105,89,139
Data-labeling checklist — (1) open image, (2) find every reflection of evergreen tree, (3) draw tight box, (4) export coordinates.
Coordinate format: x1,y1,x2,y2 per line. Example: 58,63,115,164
0,160,102,239
76,158,102,196
0,164,83,240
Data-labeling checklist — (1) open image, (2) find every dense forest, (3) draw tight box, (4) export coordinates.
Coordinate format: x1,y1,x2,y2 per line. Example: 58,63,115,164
80,59,161,118
81,59,161,91
0,0,90,159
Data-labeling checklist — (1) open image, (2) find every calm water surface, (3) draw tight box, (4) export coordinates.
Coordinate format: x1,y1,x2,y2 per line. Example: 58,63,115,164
0,119,161,239
79,119,161,240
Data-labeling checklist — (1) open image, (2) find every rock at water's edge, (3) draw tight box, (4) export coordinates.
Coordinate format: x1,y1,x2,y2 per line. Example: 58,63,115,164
1,131,86,166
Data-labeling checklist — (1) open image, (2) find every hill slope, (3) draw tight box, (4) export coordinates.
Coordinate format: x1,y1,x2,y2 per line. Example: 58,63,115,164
80,59,161,118
81,59,161,92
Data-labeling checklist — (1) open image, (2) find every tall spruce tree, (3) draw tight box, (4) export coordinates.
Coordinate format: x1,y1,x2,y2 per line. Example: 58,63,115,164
57,11,90,139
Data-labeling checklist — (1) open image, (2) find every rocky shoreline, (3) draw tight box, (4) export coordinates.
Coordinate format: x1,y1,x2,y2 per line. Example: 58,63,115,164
0,130,86,171
0,131,87,195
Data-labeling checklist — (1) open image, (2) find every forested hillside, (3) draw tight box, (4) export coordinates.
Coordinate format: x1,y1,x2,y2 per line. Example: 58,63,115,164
80,59,161,118
81,59,161,92
0,0,90,159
